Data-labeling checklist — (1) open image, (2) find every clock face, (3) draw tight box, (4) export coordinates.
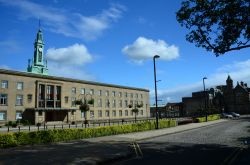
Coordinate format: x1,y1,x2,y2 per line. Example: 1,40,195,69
38,48,43,52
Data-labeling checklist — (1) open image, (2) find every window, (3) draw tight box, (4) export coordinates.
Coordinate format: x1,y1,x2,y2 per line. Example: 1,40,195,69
98,99,102,107
16,95,23,106
125,110,128,116
1,80,8,89
38,111,43,116
136,93,138,98
65,96,69,103
141,94,143,99
81,88,85,94
27,94,32,103
140,110,143,116
106,99,110,108
72,87,76,94
112,91,116,97
98,90,102,96
119,110,122,117
112,100,116,108
98,110,102,117
131,93,133,98
130,110,133,116
71,97,76,107
105,91,109,96
0,112,6,120
119,100,122,108
16,111,22,120
0,94,8,105
81,112,85,118
125,92,128,98
105,110,110,117
16,82,23,90
125,100,128,107
112,110,116,117
90,110,94,119
118,92,122,97
90,89,94,95
130,100,133,106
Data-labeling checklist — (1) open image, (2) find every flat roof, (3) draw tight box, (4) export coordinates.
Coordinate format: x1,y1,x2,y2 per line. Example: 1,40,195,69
0,69,149,92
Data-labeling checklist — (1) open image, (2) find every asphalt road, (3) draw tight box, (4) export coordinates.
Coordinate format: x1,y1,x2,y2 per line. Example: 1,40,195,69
115,117,250,165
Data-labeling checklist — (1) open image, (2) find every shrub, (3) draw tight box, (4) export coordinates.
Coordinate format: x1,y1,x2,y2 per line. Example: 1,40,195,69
0,119,176,148
193,114,220,123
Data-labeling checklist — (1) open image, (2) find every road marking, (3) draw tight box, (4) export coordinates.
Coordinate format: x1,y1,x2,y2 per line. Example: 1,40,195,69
130,141,143,158
221,147,244,165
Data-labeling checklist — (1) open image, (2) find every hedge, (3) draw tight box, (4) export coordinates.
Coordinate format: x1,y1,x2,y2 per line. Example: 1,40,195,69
0,119,176,148
193,114,221,123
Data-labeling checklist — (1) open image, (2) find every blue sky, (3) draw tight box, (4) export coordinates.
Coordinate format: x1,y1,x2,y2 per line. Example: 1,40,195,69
0,0,250,104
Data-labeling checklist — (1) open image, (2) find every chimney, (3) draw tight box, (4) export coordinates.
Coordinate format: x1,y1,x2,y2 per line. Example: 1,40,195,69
244,83,247,87
240,81,244,86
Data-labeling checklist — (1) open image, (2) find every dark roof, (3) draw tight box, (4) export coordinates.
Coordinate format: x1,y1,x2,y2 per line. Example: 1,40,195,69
0,69,149,92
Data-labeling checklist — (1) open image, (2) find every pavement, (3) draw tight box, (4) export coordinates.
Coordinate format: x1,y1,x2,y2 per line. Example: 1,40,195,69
0,119,230,165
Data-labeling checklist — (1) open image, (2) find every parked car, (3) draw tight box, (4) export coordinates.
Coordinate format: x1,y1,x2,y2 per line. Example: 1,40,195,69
221,113,233,119
228,112,240,118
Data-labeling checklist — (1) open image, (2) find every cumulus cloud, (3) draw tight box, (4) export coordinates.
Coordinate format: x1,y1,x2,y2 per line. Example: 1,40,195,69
46,44,92,65
122,37,179,64
45,43,95,80
151,59,250,103
0,1,125,40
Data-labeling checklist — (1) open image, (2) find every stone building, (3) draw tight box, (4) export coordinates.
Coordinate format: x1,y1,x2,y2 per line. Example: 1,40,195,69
0,29,150,125
182,76,250,116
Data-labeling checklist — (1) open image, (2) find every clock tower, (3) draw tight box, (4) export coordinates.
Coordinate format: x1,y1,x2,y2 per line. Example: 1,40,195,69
27,28,48,75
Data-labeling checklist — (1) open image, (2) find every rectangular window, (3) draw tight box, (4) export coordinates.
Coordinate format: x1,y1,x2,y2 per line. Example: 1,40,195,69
90,110,94,119
118,92,122,97
119,110,122,117
38,111,43,116
98,99,102,107
112,110,116,117
112,100,116,108
119,100,122,108
65,96,69,103
105,90,109,97
98,110,102,117
0,94,8,105
136,93,138,98
81,88,85,94
27,94,32,103
90,89,94,95
125,92,128,98
98,90,102,96
106,99,110,108
72,87,76,94
141,94,143,99
1,80,8,89
71,97,76,107
81,112,85,118
112,91,116,97
125,110,128,116
16,82,24,90
131,93,133,98
16,111,22,120
140,110,143,116
16,95,23,106
0,112,6,120
105,110,110,117
125,100,128,107
130,110,133,116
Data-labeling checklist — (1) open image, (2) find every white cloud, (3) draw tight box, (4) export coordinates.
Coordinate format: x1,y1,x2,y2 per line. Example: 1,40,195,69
46,44,92,65
0,1,125,40
0,65,11,70
151,59,250,103
45,43,95,80
122,37,179,64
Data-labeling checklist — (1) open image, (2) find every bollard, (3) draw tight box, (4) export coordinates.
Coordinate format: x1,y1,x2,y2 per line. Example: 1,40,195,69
29,125,30,131
76,124,77,128
38,126,40,131
85,123,86,128
62,124,64,129
69,124,70,128
54,125,55,129
18,126,20,132
7,126,9,132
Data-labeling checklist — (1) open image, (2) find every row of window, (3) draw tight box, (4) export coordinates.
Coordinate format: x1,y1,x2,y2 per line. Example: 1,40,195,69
0,94,32,106
1,80,24,90
0,111,22,121
69,97,143,108
72,87,144,99
81,109,144,119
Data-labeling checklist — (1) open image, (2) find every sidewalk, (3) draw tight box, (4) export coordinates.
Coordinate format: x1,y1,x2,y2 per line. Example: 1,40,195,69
85,119,227,143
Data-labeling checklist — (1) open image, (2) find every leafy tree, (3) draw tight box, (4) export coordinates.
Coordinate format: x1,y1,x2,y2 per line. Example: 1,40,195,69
75,98,93,124
176,0,250,56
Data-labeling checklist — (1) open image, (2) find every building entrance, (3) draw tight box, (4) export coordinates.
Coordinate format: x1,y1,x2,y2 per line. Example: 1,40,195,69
45,110,67,122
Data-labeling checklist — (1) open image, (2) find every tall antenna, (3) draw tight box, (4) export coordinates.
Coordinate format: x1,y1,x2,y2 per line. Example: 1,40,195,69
38,19,41,30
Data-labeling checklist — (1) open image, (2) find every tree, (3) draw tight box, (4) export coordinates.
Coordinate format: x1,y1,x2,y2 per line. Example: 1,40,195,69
130,104,143,123
176,0,250,56
75,98,94,124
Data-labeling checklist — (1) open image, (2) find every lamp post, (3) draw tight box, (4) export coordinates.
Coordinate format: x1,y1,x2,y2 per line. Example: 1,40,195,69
203,77,207,122
153,55,160,129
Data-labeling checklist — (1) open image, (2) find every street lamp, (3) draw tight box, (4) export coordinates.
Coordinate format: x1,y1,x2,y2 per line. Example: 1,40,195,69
153,55,160,129
203,77,207,122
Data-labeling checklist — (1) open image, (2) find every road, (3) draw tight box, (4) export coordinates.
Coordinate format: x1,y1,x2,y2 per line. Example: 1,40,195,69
115,117,250,165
